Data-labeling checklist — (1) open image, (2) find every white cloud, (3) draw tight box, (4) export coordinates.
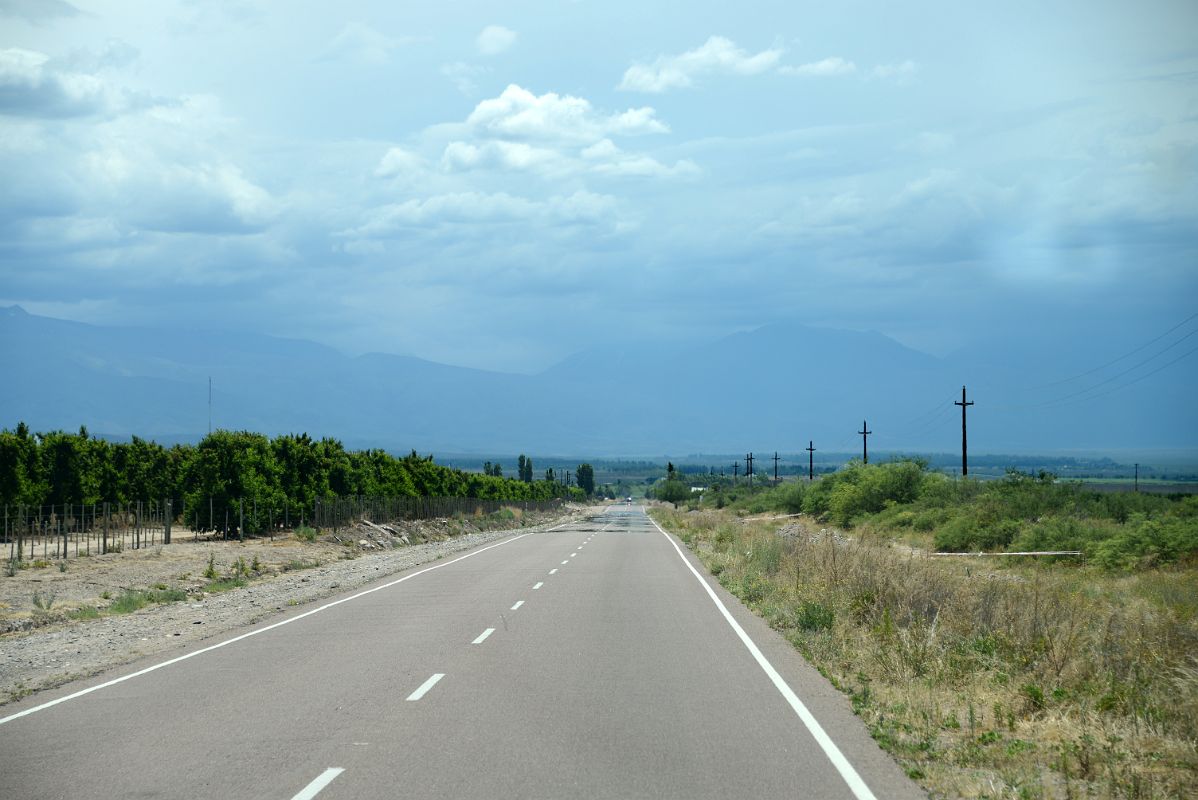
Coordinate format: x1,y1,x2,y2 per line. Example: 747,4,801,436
779,57,857,77
581,138,699,178
441,61,488,95
318,22,413,66
871,60,918,81
0,48,140,118
441,140,564,173
344,190,618,238
476,25,517,56
618,36,782,92
83,152,278,233
467,84,667,143
429,86,690,180
375,146,425,179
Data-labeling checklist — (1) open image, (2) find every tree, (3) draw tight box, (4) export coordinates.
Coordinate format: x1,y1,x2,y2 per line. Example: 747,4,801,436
576,463,595,497
518,454,533,482
657,479,690,508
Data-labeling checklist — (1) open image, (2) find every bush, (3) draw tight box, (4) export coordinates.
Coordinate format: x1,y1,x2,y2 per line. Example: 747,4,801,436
934,514,1021,552
1092,515,1198,570
795,601,835,632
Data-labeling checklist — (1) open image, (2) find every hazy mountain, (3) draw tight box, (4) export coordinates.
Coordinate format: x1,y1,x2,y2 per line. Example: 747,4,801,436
0,306,1192,455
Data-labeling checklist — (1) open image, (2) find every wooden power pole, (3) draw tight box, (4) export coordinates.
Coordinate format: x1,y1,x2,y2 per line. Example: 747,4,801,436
806,440,816,480
955,385,974,476
859,420,872,464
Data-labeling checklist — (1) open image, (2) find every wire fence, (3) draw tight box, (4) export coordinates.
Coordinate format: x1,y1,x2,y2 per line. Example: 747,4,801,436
3,496,565,563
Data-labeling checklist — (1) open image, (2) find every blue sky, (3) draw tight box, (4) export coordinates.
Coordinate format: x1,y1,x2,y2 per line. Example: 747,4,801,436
1,0,1196,373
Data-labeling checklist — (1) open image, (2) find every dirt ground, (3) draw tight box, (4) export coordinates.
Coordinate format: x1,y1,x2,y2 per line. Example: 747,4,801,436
0,506,587,705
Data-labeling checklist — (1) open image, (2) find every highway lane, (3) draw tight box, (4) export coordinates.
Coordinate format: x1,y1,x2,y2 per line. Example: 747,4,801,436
0,506,924,799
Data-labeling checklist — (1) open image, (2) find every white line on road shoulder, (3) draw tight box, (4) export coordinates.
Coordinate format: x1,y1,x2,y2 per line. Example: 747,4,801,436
570,552,578,557
561,560,570,564
0,526,552,727
549,568,558,575
291,767,345,800
406,673,444,701
472,628,495,644
533,582,544,590
647,513,879,800
510,600,525,610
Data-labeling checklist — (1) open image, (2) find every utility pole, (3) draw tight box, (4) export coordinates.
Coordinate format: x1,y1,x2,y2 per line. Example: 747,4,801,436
806,440,816,480
208,377,212,435
732,463,739,485
772,452,780,484
955,385,974,476
859,420,872,464
746,452,754,489
1134,463,1139,493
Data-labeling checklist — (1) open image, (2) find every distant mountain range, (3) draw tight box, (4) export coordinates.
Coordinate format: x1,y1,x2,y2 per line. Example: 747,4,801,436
1,305,1192,455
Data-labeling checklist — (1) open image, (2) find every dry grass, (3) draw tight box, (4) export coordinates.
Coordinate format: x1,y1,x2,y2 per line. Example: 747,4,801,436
654,507,1198,799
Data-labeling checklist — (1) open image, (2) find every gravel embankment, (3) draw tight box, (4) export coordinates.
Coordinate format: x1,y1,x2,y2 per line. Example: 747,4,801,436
0,510,584,705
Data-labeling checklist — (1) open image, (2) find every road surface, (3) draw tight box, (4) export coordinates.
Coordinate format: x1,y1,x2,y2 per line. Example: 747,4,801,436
0,506,924,799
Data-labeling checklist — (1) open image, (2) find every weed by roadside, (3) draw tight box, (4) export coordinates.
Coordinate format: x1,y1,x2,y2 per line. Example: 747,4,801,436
106,587,187,614
654,507,1198,799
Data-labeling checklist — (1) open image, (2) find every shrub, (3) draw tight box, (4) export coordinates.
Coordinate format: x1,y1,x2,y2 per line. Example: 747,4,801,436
934,515,1021,552
796,601,835,632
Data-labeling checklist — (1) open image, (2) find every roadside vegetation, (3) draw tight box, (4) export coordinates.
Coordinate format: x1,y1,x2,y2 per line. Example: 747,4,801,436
0,424,586,534
651,461,1198,799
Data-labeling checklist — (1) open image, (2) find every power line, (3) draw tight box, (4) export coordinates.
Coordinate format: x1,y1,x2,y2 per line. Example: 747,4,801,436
1033,310,1198,389
1031,327,1198,408
1042,342,1198,407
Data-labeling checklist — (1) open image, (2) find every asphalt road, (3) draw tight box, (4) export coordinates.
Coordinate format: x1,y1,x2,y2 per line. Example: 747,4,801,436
0,506,925,799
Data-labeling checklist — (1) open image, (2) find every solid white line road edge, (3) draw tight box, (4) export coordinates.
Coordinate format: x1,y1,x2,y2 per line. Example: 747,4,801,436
472,628,495,644
291,767,345,800
0,521,573,727
648,513,879,800
406,673,445,701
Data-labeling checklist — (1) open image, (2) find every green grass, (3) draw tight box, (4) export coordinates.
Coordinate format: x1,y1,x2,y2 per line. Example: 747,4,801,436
68,606,100,620
204,577,247,593
106,587,187,614
294,526,318,543
31,591,56,612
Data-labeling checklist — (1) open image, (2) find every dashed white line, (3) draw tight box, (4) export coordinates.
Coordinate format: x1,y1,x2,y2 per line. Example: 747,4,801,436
0,524,556,726
561,560,570,565
533,582,544,590
549,568,558,575
510,600,525,611
291,767,345,800
571,552,578,557
472,628,495,644
406,673,444,701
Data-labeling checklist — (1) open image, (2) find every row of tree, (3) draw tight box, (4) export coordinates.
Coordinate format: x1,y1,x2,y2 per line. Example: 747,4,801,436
0,425,586,516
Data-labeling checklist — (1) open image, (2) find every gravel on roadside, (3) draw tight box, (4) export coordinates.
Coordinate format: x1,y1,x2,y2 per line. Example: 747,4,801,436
0,509,586,705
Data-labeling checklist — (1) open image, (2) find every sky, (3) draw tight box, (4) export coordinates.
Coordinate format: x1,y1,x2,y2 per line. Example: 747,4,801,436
1,0,1196,374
